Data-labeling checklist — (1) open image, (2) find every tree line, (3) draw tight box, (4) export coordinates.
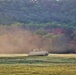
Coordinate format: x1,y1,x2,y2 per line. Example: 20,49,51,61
0,0,76,28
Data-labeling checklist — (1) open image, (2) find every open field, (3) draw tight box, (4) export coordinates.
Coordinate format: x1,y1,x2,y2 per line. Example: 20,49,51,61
0,54,76,64
0,54,76,57
0,64,76,75
0,54,76,75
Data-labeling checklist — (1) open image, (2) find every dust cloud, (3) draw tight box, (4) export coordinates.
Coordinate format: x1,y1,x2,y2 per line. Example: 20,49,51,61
0,26,49,54
0,26,71,54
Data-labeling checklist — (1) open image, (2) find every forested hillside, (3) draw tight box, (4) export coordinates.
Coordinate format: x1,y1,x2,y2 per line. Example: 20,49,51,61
0,0,76,53
0,0,76,26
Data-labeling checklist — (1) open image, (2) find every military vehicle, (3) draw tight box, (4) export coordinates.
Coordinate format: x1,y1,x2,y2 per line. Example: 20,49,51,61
29,49,48,56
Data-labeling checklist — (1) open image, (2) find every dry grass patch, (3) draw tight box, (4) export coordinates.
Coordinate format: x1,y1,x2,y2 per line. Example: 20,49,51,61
48,54,76,58
0,54,28,57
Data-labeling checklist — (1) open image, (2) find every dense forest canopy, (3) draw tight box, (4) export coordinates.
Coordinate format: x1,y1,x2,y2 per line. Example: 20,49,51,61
0,0,76,26
0,0,76,53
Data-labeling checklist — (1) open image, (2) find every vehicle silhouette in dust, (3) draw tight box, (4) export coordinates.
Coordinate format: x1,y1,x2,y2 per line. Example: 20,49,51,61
28,49,48,56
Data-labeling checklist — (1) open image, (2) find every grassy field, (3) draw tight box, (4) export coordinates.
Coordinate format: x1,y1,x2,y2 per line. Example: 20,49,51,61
0,64,76,75
0,54,75,75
